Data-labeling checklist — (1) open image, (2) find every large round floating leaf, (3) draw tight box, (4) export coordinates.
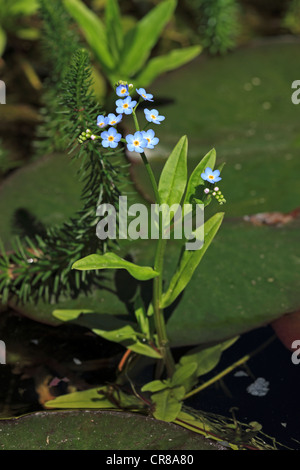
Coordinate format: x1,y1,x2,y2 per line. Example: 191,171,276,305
0,410,225,450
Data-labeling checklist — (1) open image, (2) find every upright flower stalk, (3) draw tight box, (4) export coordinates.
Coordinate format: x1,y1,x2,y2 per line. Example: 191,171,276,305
130,103,175,376
78,81,225,379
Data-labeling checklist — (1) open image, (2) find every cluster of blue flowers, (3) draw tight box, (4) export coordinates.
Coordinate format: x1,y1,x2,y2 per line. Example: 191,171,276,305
78,81,225,204
201,168,225,203
86,83,165,154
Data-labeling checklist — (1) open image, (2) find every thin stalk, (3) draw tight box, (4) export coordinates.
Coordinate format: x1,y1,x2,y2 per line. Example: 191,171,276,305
131,107,175,376
140,151,175,377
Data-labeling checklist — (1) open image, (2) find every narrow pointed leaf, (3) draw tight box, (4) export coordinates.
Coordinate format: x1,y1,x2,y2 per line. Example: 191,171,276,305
45,387,116,409
152,387,185,422
180,337,239,377
158,135,188,207
63,0,115,71
183,148,216,205
53,309,95,322
162,212,224,308
105,0,123,62
136,46,202,88
120,0,177,76
141,379,170,393
92,324,162,358
72,252,159,281
171,362,198,387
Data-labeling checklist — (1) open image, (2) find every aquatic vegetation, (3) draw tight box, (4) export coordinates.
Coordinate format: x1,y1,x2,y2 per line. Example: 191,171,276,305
62,0,202,89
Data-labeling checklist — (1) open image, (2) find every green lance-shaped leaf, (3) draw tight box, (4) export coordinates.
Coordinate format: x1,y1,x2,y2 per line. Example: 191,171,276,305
135,46,202,89
141,379,171,393
45,387,117,409
151,386,185,422
92,324,162,359
119,0,177,77
183,148,216,206
162,212,224,308
179,337,238,378
52,309,160,357
45,385,142,410
158,135,188,207
105,0,123,63
142,363,198,397
63,0,115,72
72,252,159,281
171,362,198,388
134,296,151,339
52,309,95,322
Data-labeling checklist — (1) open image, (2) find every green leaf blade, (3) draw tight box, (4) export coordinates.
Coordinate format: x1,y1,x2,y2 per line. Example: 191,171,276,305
135,46,202,88
183,148,216,205
72,252,159,281
152,387,184,422
63,0,115,71
158,135,188,207
141,380,170,393
45,387,115,409
120,0,177,77
92,324,162,358
105,0,123,63
162,212,224,308
180,337,239,378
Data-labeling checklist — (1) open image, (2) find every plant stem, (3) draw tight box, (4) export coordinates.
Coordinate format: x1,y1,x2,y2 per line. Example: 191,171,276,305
140,151,175,377
131,108,175,377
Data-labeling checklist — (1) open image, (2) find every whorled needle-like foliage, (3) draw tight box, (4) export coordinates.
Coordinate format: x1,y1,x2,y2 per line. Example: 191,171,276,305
0,48,125,304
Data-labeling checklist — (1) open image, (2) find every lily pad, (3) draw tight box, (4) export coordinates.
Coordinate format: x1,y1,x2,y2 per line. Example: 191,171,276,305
0,410,225,450
0,153,82,248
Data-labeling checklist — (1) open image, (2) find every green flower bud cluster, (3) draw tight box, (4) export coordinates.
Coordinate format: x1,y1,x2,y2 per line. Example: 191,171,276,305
78,128,98,144
204,186,226,205
115,80,133,90
212,186,226,205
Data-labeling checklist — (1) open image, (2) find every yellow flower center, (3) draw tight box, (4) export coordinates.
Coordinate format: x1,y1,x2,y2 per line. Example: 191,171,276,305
123,103,129,108
146,138,151,143
151,115,156,120
133,140,140,146
142,94,146,98
108,136,114,141
208,175,214,179
111,120,116,125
